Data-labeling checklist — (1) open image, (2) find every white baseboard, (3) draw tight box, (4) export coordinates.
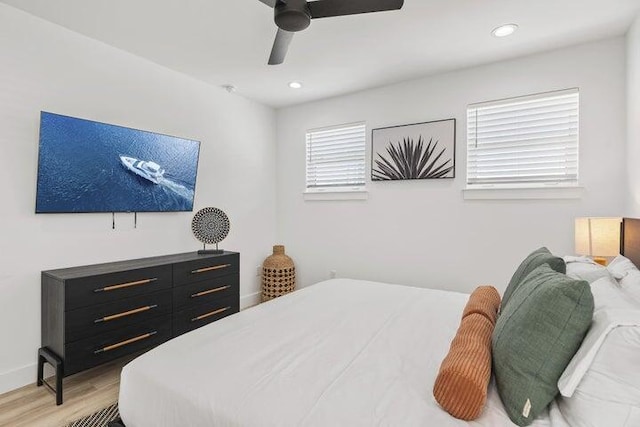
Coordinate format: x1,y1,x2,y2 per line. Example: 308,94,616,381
0,363,36,395
0,293,261,396
240,291,261,310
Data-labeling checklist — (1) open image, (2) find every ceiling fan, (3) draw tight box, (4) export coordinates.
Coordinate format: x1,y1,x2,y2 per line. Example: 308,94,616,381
258,0,404,65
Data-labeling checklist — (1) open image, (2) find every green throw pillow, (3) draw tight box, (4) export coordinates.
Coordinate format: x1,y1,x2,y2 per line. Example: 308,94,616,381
492,264,593,426
501,247,565,312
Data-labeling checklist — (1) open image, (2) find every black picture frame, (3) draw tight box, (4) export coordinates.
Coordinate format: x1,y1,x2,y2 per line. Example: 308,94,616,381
371,118,456,181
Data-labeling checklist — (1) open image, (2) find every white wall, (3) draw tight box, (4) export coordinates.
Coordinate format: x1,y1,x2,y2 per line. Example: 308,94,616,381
0,4,276,393
628,15,640,215
276,38,627,295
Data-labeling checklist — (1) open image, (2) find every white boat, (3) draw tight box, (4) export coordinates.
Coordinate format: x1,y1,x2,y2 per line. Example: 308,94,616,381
120,156,165,184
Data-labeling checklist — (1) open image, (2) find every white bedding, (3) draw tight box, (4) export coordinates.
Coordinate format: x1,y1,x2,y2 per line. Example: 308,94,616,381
119,279,566,427
559,308,640,397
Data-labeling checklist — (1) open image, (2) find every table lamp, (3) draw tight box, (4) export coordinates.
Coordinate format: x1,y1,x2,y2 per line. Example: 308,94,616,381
575,217,621,265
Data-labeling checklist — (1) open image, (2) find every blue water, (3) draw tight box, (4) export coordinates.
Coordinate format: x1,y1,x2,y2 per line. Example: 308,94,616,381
36,112,200,213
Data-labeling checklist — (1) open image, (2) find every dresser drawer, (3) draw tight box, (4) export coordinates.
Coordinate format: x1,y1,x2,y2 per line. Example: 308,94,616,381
65,290,172,343
65,265,172,310
173,275,239,311
173,254,239,286
64,316,171,376
173,295,239,337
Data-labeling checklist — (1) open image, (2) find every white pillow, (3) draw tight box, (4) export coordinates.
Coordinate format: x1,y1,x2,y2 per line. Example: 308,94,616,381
559,307,640,396
620,270,640,305
564,256,617,283
589,276,629,312
607,255,639,279
607,255,640,304
557,313,640,427
557,263,640,426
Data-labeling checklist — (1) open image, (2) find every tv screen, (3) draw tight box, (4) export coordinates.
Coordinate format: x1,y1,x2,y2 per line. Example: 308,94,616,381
36,112,200,213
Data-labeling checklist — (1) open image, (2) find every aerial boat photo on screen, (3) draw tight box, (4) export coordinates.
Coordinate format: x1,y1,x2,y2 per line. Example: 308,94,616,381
35,112,200,213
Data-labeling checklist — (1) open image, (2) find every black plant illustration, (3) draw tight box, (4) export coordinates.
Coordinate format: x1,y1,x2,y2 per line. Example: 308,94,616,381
372,135,453,180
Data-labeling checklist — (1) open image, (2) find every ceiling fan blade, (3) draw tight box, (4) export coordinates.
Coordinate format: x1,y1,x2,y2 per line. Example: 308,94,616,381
308,0,404,19
258,0,277,7
268,29,294,65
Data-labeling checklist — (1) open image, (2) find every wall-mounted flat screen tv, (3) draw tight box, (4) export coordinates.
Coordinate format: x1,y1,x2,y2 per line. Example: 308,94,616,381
36,112,200,213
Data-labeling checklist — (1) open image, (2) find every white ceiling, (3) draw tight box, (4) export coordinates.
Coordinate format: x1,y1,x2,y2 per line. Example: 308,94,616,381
3,0,640,108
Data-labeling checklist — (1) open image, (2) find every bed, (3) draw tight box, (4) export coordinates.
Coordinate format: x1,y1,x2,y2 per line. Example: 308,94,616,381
116,219,640,427
118,279,567,426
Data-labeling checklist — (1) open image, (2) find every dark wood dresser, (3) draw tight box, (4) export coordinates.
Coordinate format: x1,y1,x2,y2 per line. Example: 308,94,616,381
38,251,240,404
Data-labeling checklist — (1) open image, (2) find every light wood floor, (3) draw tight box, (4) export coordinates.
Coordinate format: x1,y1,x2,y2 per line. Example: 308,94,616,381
0,357,130,427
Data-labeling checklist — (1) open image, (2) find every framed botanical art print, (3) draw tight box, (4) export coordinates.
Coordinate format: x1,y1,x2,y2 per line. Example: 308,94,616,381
371,119,456,181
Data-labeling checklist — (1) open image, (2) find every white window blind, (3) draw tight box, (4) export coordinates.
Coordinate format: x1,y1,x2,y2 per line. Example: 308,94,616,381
467,89,579,187
306,122,366,189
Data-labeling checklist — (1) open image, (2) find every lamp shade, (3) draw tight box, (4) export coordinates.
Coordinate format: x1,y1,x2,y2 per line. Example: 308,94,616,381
575,217,622,257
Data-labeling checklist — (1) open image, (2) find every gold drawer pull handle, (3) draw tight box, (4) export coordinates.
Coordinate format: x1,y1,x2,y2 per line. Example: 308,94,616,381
191,264,231,274
94,305,158,323
191,286,230,298
93,278,157,293
94,331,157,354
191,306,230,322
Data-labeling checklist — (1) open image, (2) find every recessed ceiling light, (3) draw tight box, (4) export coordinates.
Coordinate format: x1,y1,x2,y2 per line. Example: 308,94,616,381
289,81,303,89
492,24,519,38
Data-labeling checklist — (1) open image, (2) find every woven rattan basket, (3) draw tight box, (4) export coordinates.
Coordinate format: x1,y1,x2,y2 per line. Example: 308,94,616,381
262,245,295,302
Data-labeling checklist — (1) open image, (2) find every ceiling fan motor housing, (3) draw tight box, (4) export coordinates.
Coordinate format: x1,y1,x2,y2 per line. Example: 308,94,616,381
275,0,311,32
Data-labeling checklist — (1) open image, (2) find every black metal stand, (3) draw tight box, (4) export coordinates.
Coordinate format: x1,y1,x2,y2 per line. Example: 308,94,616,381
37,347,64,405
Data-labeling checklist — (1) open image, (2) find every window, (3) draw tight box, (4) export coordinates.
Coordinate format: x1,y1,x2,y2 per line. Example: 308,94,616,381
466,89,579,189
305,122,366,192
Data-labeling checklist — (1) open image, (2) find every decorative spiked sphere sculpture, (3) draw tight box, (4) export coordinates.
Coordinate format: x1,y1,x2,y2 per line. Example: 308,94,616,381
191,207,230,255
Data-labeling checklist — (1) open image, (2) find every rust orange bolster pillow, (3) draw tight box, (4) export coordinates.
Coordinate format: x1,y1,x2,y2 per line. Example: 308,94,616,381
433,285,501,421
433,313,495,420
461,285,501,325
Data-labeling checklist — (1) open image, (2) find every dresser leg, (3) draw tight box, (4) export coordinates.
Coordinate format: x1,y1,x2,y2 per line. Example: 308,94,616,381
55,360,63,405
37,347,64,405
36,353,44,387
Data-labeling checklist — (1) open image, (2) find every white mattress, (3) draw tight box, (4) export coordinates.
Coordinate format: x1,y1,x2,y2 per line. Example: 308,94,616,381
119,279,566,426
